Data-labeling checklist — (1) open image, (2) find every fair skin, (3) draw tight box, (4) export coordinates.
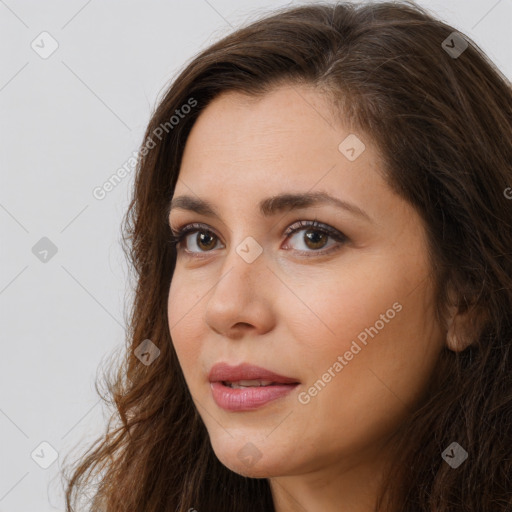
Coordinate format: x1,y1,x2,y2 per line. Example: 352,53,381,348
167,84,448,511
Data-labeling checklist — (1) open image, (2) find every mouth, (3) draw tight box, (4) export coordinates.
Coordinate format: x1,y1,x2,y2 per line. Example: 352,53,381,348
222,380,287,388
208,362,299,385
208,363,300,411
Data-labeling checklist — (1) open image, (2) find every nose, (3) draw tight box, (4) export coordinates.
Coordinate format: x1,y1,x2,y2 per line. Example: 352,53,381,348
203,243,275,339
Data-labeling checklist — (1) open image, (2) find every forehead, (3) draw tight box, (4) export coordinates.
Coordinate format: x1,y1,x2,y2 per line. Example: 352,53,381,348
181,85,343,159
175,85,384,204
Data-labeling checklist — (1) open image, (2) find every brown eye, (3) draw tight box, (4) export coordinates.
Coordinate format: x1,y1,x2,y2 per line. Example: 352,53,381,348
303,229,329,250
170,220,347,259
170,223,223,254
194,231,217,251
284,220,347,256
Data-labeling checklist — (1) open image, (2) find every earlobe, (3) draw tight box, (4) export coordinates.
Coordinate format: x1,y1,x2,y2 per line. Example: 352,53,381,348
446,312,469,352
445,304,488,352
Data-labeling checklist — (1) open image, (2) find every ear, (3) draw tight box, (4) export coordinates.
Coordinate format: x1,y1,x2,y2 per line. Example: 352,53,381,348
445,303,488,352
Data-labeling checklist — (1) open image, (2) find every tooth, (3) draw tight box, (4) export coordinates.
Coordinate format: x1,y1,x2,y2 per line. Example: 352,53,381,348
226,380,275,388
240,380,273,386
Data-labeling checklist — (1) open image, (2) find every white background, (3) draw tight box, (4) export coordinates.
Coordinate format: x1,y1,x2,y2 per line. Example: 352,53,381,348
1,1,510,510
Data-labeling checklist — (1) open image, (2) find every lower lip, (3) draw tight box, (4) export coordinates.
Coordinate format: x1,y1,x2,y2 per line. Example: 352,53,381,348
210,381,298,411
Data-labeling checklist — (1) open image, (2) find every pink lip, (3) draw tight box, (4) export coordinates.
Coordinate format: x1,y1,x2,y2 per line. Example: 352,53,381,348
208,362,299,412
208,362,299,384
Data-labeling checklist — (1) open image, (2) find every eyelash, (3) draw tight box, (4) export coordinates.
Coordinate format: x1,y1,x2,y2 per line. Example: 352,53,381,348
168,219,348,259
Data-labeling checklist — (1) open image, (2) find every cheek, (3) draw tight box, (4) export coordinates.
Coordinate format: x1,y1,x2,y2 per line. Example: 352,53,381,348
295,264,441,410
291,295,441,463
168,270,207,332
289,267,399,357
167,274,206,379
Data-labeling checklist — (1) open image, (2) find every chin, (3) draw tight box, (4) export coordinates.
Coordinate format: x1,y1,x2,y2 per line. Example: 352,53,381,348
209,434,289,478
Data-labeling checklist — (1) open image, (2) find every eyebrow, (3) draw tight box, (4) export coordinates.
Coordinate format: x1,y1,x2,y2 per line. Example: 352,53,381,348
167,191,372,223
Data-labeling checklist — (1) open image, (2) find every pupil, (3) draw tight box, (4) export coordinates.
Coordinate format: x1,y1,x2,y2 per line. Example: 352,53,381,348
198,232,216,250
305,230,326,249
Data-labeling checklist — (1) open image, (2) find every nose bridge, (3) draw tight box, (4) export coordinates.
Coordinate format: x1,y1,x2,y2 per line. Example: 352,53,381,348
217,233,266,296
234,234,265,267
204,233,270,331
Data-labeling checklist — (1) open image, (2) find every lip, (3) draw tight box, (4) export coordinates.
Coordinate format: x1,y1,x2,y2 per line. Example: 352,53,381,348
208,362,299,384
208,362,300,412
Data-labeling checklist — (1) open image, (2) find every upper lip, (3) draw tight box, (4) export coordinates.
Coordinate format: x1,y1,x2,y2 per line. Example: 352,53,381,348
208,362,299,384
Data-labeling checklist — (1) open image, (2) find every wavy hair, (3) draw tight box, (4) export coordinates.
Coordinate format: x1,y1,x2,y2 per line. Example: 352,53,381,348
63,1,512,510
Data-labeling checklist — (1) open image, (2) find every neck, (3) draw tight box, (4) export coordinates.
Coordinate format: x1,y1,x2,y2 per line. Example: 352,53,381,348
269,432,399,512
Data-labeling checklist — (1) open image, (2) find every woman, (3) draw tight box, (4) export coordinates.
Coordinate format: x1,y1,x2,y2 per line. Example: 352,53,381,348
63,1,512,510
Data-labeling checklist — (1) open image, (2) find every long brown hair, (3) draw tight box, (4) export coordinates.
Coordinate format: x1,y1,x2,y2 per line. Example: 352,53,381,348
62,2,512,510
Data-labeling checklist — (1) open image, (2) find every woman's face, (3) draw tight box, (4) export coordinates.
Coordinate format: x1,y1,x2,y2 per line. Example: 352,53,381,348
167,84,445,480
